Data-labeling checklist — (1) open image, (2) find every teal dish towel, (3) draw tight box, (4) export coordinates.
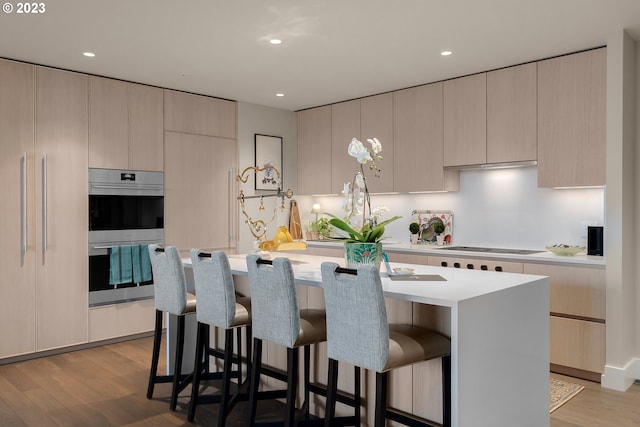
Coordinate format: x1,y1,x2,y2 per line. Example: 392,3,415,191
132,244,143,284
140,244,152,282
120,245,134,284
109,246,121,285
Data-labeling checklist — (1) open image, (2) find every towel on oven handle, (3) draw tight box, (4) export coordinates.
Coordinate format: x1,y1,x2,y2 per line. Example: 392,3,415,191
132,244,153,283
109,245,134,286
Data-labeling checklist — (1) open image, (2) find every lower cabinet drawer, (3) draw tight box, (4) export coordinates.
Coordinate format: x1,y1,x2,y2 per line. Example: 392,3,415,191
550,315,605,374
89,299,156,342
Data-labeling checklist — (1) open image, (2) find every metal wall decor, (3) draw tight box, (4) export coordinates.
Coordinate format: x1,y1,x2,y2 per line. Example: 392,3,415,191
236,165,293,240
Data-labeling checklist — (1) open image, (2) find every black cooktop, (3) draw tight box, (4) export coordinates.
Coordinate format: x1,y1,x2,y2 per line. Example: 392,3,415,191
436,246,544,255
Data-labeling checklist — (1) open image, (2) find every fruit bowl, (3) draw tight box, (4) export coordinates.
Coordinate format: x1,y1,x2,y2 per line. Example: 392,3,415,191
545,244,586,256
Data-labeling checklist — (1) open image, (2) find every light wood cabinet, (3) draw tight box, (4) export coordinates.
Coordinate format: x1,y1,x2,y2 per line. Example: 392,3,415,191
89,77,163,171
296,106,332,195
331,100,361,194
89,300,156,342
0,59,36,359
128,83,164,171
35,66,89,351
393,84,459,192
486,62,537,163
361,93,394,193
164,131,236,252
164,89,236,139
524,262,605,378
537,48,606,187
443,73,487,167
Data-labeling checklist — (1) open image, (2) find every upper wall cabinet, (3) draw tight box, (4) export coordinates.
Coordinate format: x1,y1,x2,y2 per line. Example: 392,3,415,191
296,106,332,195
486,62,537,164
537,48,606,187
331,99,361,193
361,93,394,193
89,77,163,171
393,84,459,192
164,90,236,139
443,73,487,167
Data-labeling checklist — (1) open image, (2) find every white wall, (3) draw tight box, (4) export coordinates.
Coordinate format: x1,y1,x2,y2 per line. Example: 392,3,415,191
236,102,296,253
295,167,604,250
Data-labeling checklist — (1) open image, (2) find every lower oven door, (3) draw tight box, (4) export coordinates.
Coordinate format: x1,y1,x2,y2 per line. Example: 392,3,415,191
89,234,162,307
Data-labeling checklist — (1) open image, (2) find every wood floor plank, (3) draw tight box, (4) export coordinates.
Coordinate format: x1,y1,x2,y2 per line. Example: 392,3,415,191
1,336,639,426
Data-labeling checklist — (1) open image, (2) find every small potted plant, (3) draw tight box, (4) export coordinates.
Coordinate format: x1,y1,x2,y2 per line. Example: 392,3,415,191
409,222,420,244
432,221,446,245
310,217,331,239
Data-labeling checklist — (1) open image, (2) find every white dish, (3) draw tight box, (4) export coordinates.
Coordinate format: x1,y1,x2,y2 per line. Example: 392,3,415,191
545,245,585,256
392,267,415,275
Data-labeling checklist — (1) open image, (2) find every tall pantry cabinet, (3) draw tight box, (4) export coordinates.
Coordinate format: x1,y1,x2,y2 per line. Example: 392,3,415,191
0,61,88,359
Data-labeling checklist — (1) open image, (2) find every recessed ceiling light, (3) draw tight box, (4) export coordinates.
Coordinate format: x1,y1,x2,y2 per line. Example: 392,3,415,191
276,93,284,97
441,51,453,56
270,39,282,45
83,52,96,57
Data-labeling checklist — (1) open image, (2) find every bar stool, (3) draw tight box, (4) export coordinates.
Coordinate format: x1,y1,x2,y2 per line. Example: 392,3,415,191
246,254,358,427
188,249,252,426
320,262,452,427
146,245,197,411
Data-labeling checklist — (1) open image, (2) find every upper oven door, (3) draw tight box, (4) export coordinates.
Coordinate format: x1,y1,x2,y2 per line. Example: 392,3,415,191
89,169,164,231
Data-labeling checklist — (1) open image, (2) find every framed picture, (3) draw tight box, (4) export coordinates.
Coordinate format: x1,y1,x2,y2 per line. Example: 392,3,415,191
254,134,283,191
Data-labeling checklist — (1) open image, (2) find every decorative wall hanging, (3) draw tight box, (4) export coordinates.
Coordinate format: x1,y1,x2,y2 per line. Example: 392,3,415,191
254,134,283,191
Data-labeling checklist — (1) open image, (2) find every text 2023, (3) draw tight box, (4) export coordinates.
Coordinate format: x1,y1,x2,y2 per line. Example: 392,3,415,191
17,2,45,13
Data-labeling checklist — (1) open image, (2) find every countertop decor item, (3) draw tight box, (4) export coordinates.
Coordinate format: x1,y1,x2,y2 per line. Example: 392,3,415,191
412,210,453,245
545,244,586,256
327,137,400,245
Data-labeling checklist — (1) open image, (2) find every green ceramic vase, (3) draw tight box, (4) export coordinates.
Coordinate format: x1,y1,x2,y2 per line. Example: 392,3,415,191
344,242,383,269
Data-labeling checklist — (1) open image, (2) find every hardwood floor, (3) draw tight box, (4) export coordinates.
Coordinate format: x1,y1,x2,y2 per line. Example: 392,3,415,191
0,336,639,426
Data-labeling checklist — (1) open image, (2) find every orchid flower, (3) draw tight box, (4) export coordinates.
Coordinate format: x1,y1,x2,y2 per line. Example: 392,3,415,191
348,138,373,164
367,137,382,155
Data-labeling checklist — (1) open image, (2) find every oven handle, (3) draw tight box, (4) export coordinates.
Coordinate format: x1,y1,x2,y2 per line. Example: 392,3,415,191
90,184,163,191
91,243,163,250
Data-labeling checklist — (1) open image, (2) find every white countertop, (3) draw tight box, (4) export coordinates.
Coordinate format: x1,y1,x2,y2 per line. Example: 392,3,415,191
185,252,549,309
306,240,606,267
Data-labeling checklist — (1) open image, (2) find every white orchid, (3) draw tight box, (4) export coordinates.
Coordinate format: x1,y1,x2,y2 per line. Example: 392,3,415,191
367,137,382,155
347,138,373,164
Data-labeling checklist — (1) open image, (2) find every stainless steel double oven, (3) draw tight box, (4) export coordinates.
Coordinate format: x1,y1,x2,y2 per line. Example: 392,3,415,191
88,168,164,307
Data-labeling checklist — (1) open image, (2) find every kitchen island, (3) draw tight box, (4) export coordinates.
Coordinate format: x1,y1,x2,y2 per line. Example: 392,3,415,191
179,252,550,427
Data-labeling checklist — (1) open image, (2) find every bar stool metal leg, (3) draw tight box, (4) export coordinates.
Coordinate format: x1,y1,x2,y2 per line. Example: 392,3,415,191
284,347,299,426
187,322,207,422
375,371,388,427
170,314,186,411
248,337,263,427
218,328,235,427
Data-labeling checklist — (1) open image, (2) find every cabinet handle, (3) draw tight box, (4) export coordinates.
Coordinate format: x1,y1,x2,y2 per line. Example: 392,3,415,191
466,263,474,269
495,266,503,272
441,261,448,267
481,265,488,270
42,154,47,254
228,168,233,248
453,262,460,268
21,152,27,256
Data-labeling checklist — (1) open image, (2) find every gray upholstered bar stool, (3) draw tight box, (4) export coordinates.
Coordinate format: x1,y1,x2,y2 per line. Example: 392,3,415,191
147,245,197,411
321,262,452,427
245,254,329,427
188,249,252,426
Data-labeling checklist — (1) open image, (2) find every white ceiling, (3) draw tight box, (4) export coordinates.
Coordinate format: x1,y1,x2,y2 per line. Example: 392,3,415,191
1,0,640,111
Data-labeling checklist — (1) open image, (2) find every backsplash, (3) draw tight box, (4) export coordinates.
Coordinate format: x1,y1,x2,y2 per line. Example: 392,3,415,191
289,166,604,250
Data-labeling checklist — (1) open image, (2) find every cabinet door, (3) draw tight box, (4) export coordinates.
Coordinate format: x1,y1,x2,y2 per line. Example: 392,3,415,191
164,132,236,251
88,76,129,169
550,316,605,374
296,106,332,195
537,48,606,187
523,263,605,320
331,100,361,194
129,84,164,171
164,90,236,138
35,67,88,351
0,59,36,358
487,63,537,163
361,93,394,193
394,84,459,192
443,73,487,166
